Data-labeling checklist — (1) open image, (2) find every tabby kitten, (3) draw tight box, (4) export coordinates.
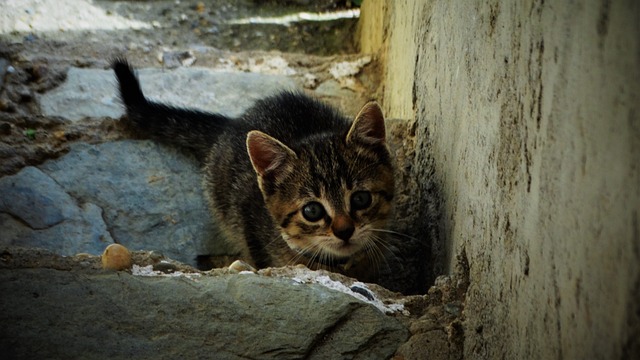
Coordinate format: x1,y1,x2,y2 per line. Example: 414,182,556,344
112,59,395,281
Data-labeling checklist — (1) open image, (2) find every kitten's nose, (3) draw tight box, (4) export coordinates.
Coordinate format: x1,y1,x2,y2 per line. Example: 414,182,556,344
332,216,355,242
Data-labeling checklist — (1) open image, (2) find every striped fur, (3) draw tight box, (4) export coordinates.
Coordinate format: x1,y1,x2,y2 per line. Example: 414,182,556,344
113,59,395,281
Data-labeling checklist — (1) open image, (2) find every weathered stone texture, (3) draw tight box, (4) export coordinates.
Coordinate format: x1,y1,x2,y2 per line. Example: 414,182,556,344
39,67,297,121
1,67,299,267
0,140,225,266
359,0,640,359
0,257,408,359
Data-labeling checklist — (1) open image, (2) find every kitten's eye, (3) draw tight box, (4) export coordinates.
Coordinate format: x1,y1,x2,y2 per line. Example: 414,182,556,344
302,202,326,222
351,191,372,211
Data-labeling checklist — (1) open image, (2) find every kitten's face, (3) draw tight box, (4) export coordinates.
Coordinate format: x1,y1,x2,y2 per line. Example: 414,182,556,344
247,102,394,264
269,143,394,261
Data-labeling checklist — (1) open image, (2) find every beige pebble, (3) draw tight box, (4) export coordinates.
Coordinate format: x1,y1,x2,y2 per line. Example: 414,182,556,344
101,244,133,271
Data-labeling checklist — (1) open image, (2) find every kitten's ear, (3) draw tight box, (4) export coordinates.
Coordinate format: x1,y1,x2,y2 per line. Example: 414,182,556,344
346,101,386,145
246,131,297,177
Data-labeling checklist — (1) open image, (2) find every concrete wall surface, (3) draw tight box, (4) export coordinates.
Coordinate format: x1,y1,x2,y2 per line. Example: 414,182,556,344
360,0,640,358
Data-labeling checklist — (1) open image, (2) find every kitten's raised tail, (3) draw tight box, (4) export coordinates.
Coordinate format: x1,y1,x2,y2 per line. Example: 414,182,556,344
112,58,230,156
112,59,148,110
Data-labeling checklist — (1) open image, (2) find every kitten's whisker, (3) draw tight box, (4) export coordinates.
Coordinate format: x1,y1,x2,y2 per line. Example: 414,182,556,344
304,246,318,269
366,236,391,272
367,228,418,241
287,243,309,265
363,239,384,273
373,237,401,265
366,233,394,253
316,249,327,270
291,241,324,270
308,245,325,270
366,233,403,268
265,233,285,249
288,251,306,266
286,241,311,265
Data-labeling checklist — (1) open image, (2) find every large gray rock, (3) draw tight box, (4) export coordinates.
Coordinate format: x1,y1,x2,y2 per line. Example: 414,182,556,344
0,265,408,359
0,140,229,265
39,66,298,121
4,65,300,266
0,166,114,253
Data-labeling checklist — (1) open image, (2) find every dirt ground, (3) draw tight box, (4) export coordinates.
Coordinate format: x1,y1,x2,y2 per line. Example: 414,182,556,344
0,1,466,358
0,0,374,176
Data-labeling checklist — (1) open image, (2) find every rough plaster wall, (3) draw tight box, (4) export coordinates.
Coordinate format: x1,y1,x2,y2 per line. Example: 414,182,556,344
360,0,640,358
359,1,447,292
355,0,385,54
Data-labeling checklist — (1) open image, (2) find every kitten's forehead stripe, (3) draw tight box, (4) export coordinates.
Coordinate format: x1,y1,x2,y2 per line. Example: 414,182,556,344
304,142,352,202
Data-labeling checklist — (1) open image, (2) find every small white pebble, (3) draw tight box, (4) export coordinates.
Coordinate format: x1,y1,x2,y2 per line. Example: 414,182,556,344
229,260,257,273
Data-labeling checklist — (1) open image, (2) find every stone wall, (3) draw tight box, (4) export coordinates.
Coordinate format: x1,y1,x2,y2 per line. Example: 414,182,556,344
359,0,640,358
